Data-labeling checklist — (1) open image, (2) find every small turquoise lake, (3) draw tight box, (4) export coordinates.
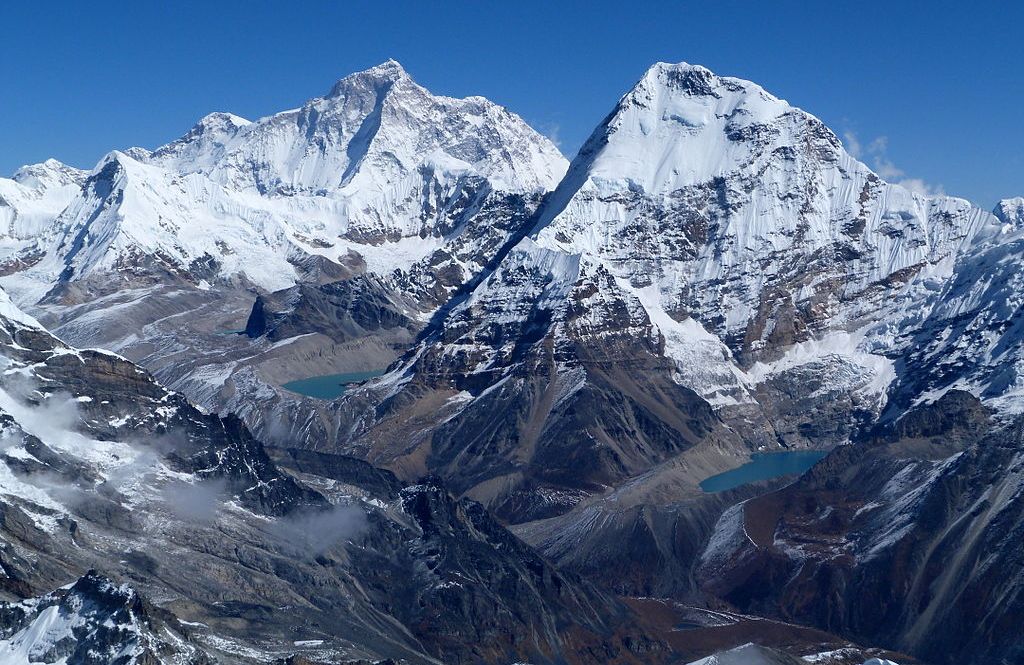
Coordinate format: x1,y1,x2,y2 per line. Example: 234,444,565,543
282,369,386,399
699,450,827,493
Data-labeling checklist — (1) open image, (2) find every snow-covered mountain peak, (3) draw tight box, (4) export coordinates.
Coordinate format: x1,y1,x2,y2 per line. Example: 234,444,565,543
504,59,1001,407
0,63,568,303
995,197,1024,228
91,149,130,172
145,60,566,197
173,111,251,141
147,112,252,173
635,60,752,99
624,60,799,134
326,58,412,97
204,110,251,127
0,159,87,241
81,150,136,195
12,158,86,189
533,60,995,266
552,60,830,202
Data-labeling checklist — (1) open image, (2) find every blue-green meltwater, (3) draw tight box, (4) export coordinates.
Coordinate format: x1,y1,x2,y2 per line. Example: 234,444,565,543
699,450,827,493
282,369,387,399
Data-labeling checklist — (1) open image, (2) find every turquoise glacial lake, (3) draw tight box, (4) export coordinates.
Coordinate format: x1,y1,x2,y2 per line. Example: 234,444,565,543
699,450,827,493
282,369,386,399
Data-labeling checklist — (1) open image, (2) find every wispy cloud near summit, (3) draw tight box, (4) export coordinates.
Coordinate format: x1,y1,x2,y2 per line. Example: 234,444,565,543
844,130,944,197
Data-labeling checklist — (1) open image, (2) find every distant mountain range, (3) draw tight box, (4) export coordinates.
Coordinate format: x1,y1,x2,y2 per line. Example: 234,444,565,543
0,59,1021,664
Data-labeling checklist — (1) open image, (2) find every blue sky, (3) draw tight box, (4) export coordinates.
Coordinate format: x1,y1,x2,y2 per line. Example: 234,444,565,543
2,1,1021,207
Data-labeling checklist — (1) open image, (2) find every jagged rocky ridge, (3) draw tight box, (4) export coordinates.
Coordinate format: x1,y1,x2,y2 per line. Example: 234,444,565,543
0,289,668,664
0,571,210,664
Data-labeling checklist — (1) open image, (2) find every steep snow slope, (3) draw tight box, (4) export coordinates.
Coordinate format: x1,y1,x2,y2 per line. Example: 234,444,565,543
882,220,1024,417
0,160,86,277
528,61,998,382
1,61,566,305
328,61,1006,514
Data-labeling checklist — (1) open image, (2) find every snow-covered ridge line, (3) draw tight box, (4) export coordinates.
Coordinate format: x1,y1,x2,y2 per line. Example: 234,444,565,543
0,60,568,304
517,60,1008,409
343,58,1024,516
0,159,86,243
146,57,567,196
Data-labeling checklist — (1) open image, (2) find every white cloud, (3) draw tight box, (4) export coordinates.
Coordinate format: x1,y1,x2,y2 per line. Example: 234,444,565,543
540,122,562,152
842,131,862,159
897,178,944,197
843,130,944,197
873,156,904,181
270,504,367,557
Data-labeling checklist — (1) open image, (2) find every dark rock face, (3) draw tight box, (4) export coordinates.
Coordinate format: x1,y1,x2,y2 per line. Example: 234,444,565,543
748,355,882,449
335,255,747,525
396,191,544,306
244,275,417,344
386,480,666,665
0,571,211,664
244,293,269,337
426,355,722,523
271,447,405,500
514,482,766,600
699,391,1024,665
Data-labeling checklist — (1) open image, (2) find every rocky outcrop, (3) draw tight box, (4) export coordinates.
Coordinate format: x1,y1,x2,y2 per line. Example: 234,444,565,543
389,479,666,664
244,276,416,344
0,571,212,664
329,248,749,523
698,391,1024,665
